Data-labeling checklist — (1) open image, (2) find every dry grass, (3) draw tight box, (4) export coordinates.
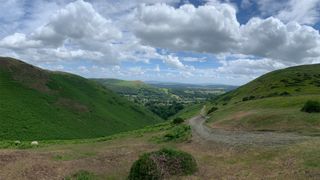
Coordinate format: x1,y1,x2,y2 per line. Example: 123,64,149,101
0,130,319,179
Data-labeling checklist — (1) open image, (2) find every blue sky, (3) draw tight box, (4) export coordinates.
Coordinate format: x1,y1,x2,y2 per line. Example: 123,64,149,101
0,0,320,85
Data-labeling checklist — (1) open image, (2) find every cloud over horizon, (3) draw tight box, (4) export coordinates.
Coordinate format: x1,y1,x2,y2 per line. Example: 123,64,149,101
0,0,319,85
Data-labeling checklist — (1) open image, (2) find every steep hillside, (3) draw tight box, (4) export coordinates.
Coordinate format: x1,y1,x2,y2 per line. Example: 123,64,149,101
207,64,320,135
0,57,162,140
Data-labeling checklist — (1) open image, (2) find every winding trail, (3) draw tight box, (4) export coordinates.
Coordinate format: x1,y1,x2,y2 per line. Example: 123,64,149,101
188,107,310,146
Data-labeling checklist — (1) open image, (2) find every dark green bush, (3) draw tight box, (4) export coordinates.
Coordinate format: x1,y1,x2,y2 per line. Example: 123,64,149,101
207,107,218,114
128,148,197,180
301,100,320,113
172,117,184,124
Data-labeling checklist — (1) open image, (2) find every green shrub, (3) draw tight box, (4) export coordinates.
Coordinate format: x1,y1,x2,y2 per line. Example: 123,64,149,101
163,125,191,142
207,107,218,114
301,100,320,113
128,148,197,180
172,117,184,125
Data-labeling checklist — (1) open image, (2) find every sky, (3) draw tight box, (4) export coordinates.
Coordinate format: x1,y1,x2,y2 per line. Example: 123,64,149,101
0,0,320,85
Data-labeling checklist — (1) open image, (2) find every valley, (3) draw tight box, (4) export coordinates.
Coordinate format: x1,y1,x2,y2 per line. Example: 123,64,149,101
92,78,234,119
0,57,319,179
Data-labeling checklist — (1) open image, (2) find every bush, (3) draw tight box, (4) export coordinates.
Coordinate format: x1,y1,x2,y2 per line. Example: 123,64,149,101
172,117,184,125
163,125,191,142
128,148,197,180
207,107,218,114
301,100,320,113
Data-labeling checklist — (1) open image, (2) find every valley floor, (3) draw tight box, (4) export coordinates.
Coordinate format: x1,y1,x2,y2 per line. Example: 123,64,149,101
0,112,319,179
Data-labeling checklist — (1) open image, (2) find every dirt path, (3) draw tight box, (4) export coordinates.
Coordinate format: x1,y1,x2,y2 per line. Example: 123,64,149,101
189,107,311,146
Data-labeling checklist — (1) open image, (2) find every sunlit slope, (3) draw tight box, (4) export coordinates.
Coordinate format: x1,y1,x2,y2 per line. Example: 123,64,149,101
208,64,320,135
0,57,162,140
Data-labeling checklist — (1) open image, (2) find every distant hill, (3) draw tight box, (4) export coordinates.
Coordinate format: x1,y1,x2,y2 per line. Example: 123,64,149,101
0,57,162,140
207,64,320,135
147,81,237,91
92,78,170,98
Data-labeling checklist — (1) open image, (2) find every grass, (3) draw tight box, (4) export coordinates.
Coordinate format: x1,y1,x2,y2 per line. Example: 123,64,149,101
0,57,162,140
65,170,98,180
206,64,320,135
0,122,172,149
207,95,320,135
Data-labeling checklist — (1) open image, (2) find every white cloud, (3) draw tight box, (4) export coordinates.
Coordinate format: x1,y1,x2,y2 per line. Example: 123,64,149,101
32,0,121,47
0,33,41,49
216,58,287,77
0,0,320,85
182,57,207,62
240,17,320,63
133,3,320,64
163,55,186,69
133,3,240,53
247,0,320,25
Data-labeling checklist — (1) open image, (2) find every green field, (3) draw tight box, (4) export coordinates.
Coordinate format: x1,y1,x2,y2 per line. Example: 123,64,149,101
0,57,162,140
207,64,320,135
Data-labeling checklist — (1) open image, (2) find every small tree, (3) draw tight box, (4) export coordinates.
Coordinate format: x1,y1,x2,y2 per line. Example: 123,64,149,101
301,100,320,113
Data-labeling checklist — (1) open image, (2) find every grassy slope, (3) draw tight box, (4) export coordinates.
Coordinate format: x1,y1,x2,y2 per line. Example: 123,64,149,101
0,57,162,140
207,64,320,135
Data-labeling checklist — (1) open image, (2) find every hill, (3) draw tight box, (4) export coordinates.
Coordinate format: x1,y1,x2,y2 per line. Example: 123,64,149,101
92,78,170,99
207,64,320,135
0,57,162,140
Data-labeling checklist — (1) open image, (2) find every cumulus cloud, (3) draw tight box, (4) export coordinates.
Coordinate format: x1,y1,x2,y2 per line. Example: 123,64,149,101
163,55,186,69
216,58,287,77
133,3,320,64
240,17,320,63
0,0,124,64
0,33,41,49
133,3,240,53
33,0,121,45
0,0,320,84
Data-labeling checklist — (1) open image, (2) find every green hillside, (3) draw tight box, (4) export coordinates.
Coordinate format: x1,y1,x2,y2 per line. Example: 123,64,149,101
0,57,162,140
207,64,320,135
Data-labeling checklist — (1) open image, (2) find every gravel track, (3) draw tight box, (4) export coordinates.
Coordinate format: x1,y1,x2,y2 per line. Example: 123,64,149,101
188,107,311,146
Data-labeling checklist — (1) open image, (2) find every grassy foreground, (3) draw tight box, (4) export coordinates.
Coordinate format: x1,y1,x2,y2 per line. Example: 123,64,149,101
0,118,319,179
